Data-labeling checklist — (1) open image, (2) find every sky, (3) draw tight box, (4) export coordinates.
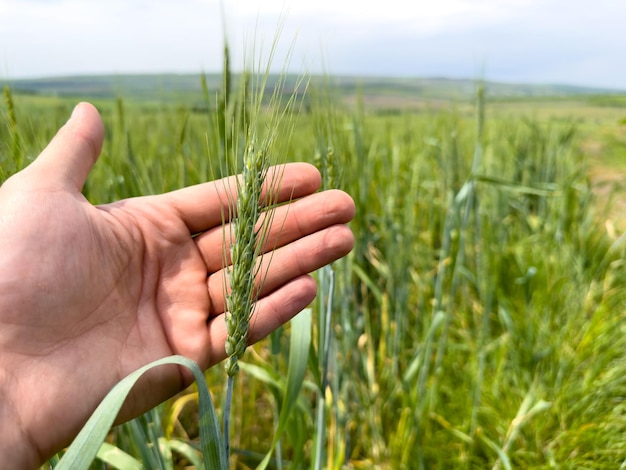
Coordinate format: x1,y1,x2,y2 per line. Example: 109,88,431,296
1,0,625,89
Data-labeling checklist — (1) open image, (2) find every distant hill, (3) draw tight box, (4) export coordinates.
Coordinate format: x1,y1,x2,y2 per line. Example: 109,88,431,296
3,73,625,107
2,74,224,101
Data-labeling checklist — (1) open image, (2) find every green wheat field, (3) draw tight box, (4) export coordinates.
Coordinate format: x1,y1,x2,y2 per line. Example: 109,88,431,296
3,61,626,469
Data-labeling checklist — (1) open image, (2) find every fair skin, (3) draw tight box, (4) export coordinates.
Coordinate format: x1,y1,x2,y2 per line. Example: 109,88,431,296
0,102,355,468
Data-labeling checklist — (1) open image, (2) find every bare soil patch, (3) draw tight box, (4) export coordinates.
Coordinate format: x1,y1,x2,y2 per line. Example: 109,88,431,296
589,165,626,235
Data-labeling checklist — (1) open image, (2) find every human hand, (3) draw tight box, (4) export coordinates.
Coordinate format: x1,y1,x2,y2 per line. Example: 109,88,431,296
0,103,355,467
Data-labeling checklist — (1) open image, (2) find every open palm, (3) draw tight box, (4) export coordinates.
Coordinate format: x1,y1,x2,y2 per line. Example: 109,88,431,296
0,103,355,466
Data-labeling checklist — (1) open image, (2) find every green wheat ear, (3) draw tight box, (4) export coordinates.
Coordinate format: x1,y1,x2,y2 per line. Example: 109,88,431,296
218,22,306,461
220,16,305,378
224,140,268,378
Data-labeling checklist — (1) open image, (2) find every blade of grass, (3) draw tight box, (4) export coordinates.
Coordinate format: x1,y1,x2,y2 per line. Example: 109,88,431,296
55,355,226,470
163,392,199,440
96,442,142,470
312,265,335,470
167,438,205,469
257,308,312,470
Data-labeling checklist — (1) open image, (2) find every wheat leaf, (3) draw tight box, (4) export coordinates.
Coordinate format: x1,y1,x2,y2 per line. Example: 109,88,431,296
55,355,226,470
257,308,312,470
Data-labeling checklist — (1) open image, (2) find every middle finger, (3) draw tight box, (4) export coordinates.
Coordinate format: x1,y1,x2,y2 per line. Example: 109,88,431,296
195,189,354,273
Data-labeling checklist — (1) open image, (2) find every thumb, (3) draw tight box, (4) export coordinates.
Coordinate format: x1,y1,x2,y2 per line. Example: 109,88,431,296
29,102,105,192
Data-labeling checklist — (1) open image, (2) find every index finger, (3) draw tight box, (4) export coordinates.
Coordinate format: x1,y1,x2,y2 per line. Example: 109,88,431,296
161,162,322,234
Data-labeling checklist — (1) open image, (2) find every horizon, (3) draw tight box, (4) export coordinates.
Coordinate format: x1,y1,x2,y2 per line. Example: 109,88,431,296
6,72,625,94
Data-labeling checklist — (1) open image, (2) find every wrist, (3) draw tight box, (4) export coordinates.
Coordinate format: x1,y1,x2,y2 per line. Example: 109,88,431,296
0,368,41,469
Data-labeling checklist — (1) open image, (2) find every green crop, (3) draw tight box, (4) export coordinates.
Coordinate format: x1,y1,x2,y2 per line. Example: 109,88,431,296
2,53,626,469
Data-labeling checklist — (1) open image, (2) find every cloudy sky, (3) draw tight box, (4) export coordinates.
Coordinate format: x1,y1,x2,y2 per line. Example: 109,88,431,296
1,0,625,89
